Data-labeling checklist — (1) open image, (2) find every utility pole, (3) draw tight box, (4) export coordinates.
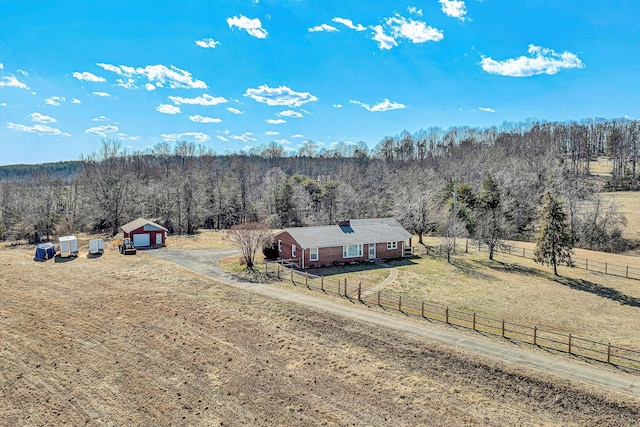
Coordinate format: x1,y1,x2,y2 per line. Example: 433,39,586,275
452,187,457,254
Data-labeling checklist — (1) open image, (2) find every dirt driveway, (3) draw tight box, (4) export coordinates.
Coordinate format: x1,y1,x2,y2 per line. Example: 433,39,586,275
150,248,640,398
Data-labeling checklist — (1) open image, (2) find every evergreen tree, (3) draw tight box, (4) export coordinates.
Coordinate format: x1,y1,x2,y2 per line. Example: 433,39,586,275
475,174,507,260
534,191,574,276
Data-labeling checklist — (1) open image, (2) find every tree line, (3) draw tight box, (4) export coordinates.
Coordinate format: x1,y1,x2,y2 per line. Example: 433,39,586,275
0,118,636,253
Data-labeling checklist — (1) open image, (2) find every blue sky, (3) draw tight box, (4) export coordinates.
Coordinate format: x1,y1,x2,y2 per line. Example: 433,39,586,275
1,0,639,165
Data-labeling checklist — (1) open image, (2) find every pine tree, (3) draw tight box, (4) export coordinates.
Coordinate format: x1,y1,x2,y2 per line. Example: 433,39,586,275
475,174,507,260
534,192,574,276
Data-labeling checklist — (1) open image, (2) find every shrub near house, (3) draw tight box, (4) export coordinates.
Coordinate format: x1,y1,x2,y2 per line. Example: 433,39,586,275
274,218,413,268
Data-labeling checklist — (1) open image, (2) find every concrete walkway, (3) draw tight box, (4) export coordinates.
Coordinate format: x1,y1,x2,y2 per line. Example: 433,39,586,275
149,248,640,398
361,264,397,297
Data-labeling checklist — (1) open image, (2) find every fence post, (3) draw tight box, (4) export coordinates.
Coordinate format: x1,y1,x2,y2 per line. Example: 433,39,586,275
607,343,611,364
337,280,340,295
523,248,525,257
445,307,449,324
605,263,608,275
626,265,629,278
398,295,402,312
533,326,537,346
568,334,572,354
277,263,281,279
585,259,588,271
305,271,308,287
377,290,381,306
501,320,505,338
357,281,361,301
421,301,425,318
321,276,324,292
344,278,347,297
290,267,294,283
472,313,476,331
265,262,268,275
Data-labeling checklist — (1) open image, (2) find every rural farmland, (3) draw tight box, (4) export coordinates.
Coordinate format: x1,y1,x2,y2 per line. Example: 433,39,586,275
2,235,640,425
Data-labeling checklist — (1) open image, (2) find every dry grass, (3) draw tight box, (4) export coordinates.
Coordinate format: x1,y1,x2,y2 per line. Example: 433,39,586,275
4,244,639,425
589,158,614,175
165,229,234,249
600,191,640,240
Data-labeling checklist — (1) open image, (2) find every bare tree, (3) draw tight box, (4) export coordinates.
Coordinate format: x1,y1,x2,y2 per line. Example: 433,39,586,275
226,223,273,269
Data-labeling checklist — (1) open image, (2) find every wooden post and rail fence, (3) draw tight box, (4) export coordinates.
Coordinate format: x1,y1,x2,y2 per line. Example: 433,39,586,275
264,261,640,372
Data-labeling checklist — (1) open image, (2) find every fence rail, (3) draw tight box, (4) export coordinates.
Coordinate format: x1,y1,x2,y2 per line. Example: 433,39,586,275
482,243,640,281
265,261,640,372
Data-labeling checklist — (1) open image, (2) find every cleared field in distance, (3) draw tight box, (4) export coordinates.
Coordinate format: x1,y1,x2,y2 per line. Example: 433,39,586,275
600,191,640,240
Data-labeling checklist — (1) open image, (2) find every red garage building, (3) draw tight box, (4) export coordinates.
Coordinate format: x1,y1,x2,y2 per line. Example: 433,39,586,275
121,218,167,248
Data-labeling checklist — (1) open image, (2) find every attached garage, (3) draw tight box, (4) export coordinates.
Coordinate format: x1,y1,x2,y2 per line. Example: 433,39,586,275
121,218,167,249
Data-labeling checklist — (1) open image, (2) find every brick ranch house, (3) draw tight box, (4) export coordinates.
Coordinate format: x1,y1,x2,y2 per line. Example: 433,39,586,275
273,218,413,269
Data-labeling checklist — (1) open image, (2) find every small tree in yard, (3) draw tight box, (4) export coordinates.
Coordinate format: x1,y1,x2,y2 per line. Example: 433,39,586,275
475,175,508,260
226,223,273,269
534,192,574,276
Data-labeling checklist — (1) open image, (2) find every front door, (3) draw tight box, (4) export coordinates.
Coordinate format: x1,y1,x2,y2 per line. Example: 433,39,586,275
368,243,376,259
156,233,163,245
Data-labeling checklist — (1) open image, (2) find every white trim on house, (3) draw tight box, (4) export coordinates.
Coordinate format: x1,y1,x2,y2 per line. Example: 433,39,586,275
310,247,318,261
278,239,282,252
368,243,376,259
387,241,397,250
343,244,363,258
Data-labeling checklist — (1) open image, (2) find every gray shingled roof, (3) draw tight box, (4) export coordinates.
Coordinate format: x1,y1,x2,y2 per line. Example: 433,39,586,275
121,218,168,233
280,218,412,248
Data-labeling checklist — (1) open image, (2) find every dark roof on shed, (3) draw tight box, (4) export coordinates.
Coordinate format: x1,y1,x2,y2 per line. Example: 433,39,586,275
278,218,412,248
121,218,168,233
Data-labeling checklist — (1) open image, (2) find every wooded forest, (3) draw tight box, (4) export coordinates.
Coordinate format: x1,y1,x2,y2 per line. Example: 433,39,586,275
1,117,638,253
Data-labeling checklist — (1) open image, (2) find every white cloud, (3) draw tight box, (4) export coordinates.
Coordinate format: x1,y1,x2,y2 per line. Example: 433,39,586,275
291,134,304,138
92,115,110,121
386,15,444,44
71,98,81,104
144,83,156,91
333,104,343,108
195,38,221,48
308,23,339,32
0,63,3,69
372,25,398,50
85,125,118,137
245,84,318,107
7,122,70,136
480,44,585,77
266,119,286,124
278,110,303,118
350,98,406,112
332,17,366,31
216,135,230,142
96,63,207,89
274,139,290,145
45,96,65,106
156,104,181,114
265,131,280,136
189,114,222,123
162,132,210,143
72,71,106,82
169,94,228,106
0,75,29,89
478,107,495,113
230,133,257,142
439,0,467,20
92,91,111,97
17,69,28,76
407,6,423,16
227,15,268,39
116,78,136,89
226,107,244,114
29,112,56,123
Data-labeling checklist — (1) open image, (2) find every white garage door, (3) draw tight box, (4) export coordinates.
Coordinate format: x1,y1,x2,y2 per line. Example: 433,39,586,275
133,233,150,247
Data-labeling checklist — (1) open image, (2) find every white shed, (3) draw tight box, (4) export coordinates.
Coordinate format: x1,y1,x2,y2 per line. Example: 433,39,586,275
59,235,79,258
89,239,104,255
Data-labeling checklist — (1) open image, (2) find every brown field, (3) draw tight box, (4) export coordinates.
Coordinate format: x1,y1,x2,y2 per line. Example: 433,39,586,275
589,157,614,175
2,240,640,425
600,191,640,240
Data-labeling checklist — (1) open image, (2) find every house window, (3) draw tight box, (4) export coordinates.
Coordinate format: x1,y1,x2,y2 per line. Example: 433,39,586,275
292,244,296,257
278,240,282,252
343,244,363,258
310,247,318,261
387,241,398,250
